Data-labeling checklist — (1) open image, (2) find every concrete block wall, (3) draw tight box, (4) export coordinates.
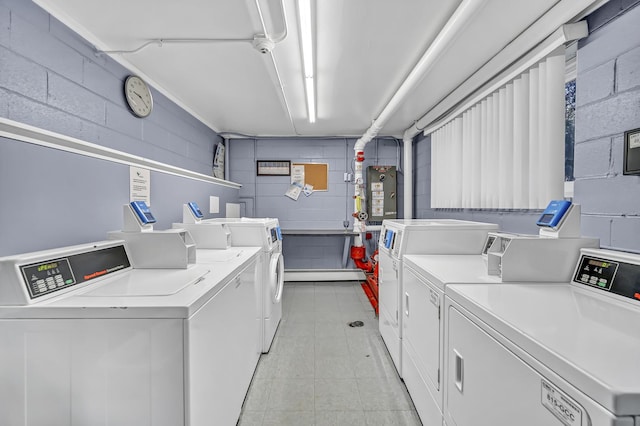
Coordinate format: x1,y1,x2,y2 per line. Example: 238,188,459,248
228,137,404,269
0,1,235,256
574,1,640,251
412,1,640,246
0,0,221,175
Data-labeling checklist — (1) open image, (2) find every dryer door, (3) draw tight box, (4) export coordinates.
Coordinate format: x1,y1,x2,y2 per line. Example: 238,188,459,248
269,252,284,304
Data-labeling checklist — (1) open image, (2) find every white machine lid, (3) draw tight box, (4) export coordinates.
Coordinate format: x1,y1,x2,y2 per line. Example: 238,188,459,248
382,219,498,229
197,247,258,263
404,255,501,291
0,248,260,319
206,217,279,227
446,283,640,415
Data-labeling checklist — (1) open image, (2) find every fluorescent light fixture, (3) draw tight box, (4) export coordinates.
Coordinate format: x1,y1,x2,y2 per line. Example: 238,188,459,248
305,77,316,123
298,0,315,123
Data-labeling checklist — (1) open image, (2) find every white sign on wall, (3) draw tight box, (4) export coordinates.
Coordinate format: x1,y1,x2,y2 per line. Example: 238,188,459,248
130,166,150,204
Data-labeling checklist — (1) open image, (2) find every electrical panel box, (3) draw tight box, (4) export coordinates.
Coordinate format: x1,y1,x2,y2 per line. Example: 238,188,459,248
367,165,397,221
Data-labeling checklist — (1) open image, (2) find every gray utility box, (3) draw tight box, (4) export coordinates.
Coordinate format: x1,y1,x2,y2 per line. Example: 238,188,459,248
367,165,397,221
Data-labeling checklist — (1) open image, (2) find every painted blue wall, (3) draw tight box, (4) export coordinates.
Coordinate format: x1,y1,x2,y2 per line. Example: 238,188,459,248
413,1,640,251
0,0,237,256
228,137,403,269
574,0,640,251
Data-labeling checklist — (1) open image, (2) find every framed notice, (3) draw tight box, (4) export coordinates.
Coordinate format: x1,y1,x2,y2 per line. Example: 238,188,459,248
257,160,290,176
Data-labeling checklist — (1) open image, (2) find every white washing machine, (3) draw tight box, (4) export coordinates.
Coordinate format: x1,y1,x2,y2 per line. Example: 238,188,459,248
0,240,261,426
204,217,284,352
443,248,640,426
377,219,499,376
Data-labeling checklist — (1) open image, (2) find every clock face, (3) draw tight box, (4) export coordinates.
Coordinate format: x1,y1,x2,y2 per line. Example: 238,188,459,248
124,75,153,118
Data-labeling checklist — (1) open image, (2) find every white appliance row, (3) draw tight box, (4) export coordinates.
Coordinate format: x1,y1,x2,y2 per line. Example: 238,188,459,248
117,201,285,354
202,217,284,353
377,219,500,376
0,201,285,426
395,202,602,425
400,245,640,425
0,240,261,426
444,248,640,425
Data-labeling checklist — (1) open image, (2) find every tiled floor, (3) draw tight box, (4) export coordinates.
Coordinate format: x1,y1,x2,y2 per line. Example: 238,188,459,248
238,282,421,426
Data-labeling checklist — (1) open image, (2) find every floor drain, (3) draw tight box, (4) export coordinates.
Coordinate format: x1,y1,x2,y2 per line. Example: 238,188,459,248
348,320,364,327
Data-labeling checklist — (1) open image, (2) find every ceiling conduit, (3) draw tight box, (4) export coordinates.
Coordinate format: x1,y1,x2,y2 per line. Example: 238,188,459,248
351,0,487,235
96,0,288,54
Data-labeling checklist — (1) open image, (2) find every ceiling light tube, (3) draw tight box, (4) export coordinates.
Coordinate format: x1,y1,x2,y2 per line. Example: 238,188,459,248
305,77,316,123
298,0,315,123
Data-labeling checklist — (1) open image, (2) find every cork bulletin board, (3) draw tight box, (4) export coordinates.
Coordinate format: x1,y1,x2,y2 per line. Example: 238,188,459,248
292,163,329,191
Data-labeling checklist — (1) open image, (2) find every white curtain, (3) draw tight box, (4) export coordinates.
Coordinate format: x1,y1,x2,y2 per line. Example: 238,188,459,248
429,47,565,209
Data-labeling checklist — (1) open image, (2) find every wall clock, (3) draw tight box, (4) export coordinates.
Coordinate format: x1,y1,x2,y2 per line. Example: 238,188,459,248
124,75,153,118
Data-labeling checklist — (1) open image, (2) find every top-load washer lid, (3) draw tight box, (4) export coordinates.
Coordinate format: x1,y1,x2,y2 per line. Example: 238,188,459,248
80,267,211,297
196,247,252,263
204,217,279,227
379,219,499,257
203,218,281,248
382,219,498,228
404,255,501,291
446,282,640,416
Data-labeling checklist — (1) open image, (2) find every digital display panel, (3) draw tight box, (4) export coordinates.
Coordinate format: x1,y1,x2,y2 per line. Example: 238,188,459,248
384,230,394,249
573,254,640,302
20,245,131,299
574,255,617,291
538,214,555,224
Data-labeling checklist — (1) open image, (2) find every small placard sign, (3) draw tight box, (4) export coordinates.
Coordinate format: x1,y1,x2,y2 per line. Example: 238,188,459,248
257,160,290,176
623,128,640,175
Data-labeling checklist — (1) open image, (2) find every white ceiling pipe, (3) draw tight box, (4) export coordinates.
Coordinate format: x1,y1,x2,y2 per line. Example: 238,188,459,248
354,0,487,152
403,135,413,220
352,0,485,229
254,0,288,43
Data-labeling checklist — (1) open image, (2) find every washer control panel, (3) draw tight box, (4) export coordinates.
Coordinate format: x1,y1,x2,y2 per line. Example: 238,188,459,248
19,245,131,299
573,253,640,302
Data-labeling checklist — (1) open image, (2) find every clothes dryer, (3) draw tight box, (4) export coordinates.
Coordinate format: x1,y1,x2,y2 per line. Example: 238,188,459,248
377,219,499,376
204,217,284,352
443,248,640,426
402,255,500,426
0,240,261,426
